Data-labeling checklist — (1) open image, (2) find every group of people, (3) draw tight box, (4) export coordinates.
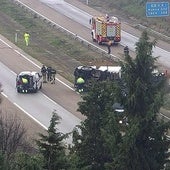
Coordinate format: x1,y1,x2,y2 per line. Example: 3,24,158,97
41,65,56,84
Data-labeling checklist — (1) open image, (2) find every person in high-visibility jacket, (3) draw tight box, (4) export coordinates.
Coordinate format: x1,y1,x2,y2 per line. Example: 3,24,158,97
22,77,28,84
24,32,30,46
76,77,85,92
21,77,28,92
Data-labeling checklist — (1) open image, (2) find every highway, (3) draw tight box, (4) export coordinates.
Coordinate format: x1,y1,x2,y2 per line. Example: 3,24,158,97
0,35,81,144
40,0,170,65
0,0,169,140
16,0,170,68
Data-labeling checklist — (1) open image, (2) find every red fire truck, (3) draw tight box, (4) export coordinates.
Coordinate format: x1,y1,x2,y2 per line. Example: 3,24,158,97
89,15,121,45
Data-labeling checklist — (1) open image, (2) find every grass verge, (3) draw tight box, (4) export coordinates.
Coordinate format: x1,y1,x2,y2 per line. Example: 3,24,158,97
0,0,116,82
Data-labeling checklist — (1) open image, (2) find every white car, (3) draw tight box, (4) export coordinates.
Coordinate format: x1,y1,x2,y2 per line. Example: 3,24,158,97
16,71,43,93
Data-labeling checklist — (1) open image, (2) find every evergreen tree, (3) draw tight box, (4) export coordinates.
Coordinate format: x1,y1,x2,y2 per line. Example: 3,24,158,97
70,31,169,170
115,31,170,170
36,110,69,170
11,152,44,170
70,81,122,170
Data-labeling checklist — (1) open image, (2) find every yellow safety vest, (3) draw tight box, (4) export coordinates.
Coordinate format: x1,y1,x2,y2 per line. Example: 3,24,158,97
24,33,30,40
22,77,28,84
77,77,85,84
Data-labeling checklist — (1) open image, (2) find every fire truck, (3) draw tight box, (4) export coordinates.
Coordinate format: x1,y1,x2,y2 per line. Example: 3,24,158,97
89,15,121,45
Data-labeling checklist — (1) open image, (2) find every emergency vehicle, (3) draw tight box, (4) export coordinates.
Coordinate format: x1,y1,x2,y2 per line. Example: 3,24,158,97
16,71,43,93
74,65,122,91
74,66,165,92
89,15,121,45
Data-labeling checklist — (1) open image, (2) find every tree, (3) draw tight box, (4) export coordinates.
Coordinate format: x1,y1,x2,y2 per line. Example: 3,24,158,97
11,152,44,170
70,81,122,170
0,113,27,160
0,83,39,169
36,110,69,170
114,30,170,170
70,31,170,170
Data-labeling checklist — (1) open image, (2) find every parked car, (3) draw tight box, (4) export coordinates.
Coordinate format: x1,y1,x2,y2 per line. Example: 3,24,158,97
16,71,43,93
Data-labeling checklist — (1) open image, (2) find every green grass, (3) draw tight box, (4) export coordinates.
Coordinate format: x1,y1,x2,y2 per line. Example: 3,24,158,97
163,94,170,110
1,0,170,111
0,0,117,82
86,0,170,38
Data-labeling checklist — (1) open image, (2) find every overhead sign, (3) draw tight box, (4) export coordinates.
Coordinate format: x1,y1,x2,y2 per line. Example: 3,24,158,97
146,2,169,17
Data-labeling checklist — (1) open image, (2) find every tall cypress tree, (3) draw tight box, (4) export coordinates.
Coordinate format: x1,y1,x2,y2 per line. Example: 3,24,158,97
36,110,69,170
115,31,170,170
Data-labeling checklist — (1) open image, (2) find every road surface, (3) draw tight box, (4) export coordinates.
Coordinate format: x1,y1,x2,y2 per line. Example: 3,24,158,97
17,0,170,68
0,0,169,141
0,34,84,143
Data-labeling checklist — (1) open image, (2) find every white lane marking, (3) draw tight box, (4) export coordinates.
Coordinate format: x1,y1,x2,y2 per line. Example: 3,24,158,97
4,1,169,121
1,91,47,129
15,48,75,91
160,113,170,120
16,0,74,36
1,92,47,129
2,92,8,98
14,102,48,130
42,93,57,105
14,49,40,68
15,0,120,61
56,78,74,91
0,38,12,48
0,37,76,91
10,70,17,75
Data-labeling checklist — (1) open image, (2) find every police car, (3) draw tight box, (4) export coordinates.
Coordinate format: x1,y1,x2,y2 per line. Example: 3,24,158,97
16,71,43,93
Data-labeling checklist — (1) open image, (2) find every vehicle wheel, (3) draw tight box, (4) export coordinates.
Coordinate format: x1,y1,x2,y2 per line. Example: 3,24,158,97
39,83,42,89
17,88,21,93
92,37,96,42
34,85,38,93
91,35,96,42
97,39,102,45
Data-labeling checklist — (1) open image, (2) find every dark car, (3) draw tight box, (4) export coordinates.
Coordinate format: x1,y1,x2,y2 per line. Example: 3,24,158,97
16,71,43,93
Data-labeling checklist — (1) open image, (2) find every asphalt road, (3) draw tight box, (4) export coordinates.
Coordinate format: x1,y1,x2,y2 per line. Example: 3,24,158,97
0,0,169,140
17,0,170,68
0,34,84,144
42,0,170,58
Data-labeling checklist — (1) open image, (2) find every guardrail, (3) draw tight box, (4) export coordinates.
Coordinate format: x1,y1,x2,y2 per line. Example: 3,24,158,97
13,0,170,122
14,0,122,63
135,24,170,43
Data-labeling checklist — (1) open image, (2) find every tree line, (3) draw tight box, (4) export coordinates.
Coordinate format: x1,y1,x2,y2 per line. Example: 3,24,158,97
0,31,170,170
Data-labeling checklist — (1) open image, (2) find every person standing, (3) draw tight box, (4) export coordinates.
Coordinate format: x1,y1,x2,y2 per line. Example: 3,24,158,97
50,68,56,84
47,66,52,82
107,40,112,54
74,67,79,87
24,32,30,46
21,77,29,92
124,46,129,56
41,65,47,83
76,76,85,93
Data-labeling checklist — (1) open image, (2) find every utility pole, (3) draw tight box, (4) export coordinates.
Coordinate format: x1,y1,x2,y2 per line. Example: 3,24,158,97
15,30,20,43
